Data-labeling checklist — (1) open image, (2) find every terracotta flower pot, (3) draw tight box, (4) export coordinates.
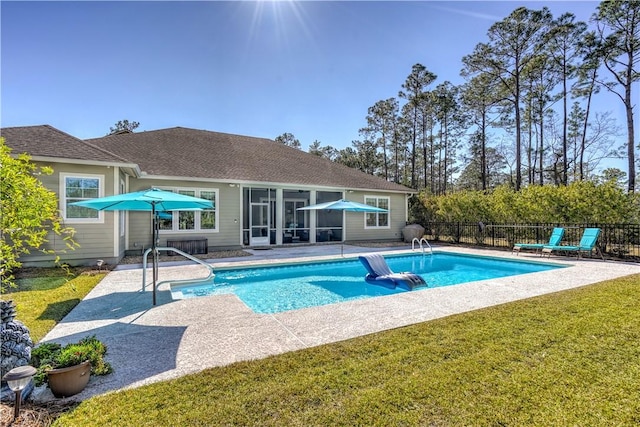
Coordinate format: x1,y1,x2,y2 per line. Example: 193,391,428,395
47,361,91,398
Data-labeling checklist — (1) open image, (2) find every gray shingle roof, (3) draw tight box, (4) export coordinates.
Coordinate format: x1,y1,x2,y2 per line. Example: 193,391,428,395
87,127,413,192
1,125,129,163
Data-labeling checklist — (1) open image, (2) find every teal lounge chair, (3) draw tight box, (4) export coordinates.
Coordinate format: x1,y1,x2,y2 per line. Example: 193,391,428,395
542,227,604,260
513,227,565,255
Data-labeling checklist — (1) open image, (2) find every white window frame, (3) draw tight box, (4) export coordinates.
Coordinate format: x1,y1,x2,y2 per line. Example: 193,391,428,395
363,195,390,229
158,187,219,233
60,173,104,223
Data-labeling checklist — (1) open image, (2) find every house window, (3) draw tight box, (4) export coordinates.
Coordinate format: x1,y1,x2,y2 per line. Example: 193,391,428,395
364,196,389,229
157,187,218,233
178,190,196,230
200,191,217,230
60,174,103,223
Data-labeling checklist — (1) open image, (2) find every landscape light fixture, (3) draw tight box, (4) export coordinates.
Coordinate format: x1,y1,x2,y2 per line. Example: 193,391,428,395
3,365,36,421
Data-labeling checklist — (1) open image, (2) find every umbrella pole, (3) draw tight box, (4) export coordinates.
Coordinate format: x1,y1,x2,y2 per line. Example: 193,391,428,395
153,249,158,305
152,206,157,306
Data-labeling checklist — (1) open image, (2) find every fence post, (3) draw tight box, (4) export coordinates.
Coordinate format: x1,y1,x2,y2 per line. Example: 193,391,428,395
491,224,495,247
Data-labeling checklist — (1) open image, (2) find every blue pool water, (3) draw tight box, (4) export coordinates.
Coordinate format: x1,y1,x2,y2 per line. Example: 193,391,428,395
171,253,564,314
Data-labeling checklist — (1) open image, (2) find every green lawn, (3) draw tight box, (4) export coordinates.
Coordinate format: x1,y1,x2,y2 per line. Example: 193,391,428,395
48,273,640,426
4,268,105,343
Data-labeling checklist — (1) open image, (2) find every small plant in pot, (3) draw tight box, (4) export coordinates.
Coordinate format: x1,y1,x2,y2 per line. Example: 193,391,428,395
31,335,113,398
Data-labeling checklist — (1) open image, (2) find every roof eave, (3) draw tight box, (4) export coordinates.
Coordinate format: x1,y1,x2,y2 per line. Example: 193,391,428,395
27,155,141,173
136,173,417,194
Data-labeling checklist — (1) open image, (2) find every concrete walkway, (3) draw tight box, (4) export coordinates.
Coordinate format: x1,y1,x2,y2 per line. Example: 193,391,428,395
34,244,640,402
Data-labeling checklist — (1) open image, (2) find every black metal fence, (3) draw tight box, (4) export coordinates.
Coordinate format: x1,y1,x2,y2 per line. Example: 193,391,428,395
422,222,640,260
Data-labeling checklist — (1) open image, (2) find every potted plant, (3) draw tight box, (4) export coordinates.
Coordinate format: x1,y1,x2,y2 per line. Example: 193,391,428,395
31,335,113,398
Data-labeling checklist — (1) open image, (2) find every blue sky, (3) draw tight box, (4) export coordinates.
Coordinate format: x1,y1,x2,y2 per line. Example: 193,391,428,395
2,0,627,157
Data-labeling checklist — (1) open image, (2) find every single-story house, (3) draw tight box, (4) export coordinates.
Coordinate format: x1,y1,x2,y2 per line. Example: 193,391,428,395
1,125,416,266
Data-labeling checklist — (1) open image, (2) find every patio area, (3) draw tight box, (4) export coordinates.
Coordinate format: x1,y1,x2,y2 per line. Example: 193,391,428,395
33,244,640,402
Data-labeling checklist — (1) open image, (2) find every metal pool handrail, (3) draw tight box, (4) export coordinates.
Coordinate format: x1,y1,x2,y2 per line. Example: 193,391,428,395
412,237,433,254
142,246,215,292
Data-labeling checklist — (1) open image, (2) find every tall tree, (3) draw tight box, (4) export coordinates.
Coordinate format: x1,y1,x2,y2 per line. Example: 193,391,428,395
593,0,640,193
393,116,410,185
545,13,588,184
433,81,465,195
456,145,507,191
336,141,381,175
308,140,323,156
461,73,499,191
351,139,382,176
275,132,302,149
309,140,338,161
462,7,552,190
524,53,560,185
398,63,437,188
419,91,438,191
108,119,139,135
335,147,360,169
567,102,586,181
573,30,604,181
363,98,399,181
579,110,623,177
598,167,627,188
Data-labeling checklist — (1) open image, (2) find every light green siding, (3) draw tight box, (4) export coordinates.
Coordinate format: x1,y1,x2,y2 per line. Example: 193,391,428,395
17,166,410,266
342,192,406,242
18,161,118,266
128,180,242,252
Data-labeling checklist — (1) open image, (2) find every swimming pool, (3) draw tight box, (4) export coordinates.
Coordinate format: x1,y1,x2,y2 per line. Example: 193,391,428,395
171,252,565,314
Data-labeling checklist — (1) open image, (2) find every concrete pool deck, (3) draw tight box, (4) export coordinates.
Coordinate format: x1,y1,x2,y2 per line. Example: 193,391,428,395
34,244,640,402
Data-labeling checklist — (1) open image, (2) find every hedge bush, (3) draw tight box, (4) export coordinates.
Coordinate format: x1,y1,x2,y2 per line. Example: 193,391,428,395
415,182,639,224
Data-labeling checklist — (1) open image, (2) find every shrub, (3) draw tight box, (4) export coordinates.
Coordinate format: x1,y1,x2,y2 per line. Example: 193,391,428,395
31,335,113,386
417,182,638,224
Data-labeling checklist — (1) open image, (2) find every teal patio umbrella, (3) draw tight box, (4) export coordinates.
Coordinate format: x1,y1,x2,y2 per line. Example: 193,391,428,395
298,199,388,256
70,188,213,305
297,199,389,213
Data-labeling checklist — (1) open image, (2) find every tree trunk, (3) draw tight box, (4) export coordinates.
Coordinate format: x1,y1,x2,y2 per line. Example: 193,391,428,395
422,115,428,189
381,128,389,180
393,127,399,184
562,64,568,185
443,115,449,195
527,102,533,185
623,45,636,193
481,113,487,191
515,96,522,191
411,109,417,188
539,98,545,186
